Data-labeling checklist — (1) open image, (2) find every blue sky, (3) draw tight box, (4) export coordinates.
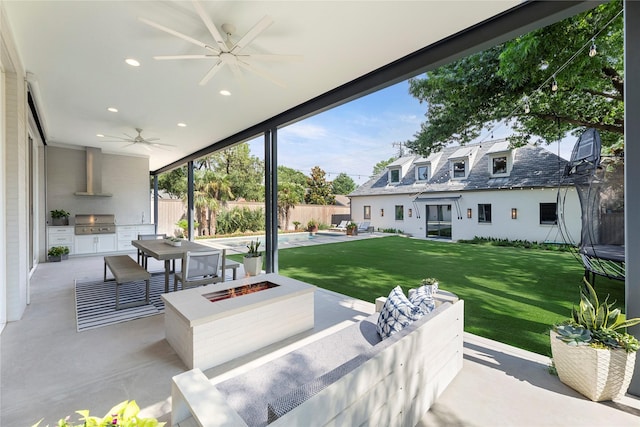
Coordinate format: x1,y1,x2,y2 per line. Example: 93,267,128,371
248,80,575,186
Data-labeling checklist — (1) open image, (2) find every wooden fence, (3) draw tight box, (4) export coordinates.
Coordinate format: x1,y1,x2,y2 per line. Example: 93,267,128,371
151,199,350,237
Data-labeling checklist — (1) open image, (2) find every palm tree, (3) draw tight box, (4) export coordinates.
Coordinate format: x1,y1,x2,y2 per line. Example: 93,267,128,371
278,182,304,231
190,170,234,236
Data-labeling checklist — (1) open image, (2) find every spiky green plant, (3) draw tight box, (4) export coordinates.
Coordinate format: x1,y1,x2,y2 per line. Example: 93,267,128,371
572,279,640,332
559,278,640,352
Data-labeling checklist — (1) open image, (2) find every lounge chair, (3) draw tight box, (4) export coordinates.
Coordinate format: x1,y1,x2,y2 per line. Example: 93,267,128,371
357,221,371,233
329,220,349,232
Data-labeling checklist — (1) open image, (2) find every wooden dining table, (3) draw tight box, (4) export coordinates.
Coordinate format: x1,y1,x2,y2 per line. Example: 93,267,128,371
131,239,239,293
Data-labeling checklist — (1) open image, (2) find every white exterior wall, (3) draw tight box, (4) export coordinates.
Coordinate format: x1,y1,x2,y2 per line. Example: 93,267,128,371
1,3,30,322
351,187,581,244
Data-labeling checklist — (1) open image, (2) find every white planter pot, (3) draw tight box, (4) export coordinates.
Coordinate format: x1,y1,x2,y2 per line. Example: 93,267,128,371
550,330,637,401
243,256,262,277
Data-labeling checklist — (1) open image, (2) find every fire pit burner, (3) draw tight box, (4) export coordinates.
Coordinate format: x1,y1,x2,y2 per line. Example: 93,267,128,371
203,282,279,303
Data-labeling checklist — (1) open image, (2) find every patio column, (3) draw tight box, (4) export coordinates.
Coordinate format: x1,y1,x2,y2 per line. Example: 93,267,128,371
264,128,278,273
187,160,195,241
625,0,640,396
153,174,159,234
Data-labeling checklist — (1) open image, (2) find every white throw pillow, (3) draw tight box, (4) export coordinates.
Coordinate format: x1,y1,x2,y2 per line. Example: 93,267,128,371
409,285,436,314
376,286,425,339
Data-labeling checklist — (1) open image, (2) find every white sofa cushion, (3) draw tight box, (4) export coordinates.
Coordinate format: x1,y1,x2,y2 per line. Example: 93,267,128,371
376,286,425,339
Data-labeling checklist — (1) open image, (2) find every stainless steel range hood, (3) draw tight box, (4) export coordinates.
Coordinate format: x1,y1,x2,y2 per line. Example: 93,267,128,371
74,147,112,197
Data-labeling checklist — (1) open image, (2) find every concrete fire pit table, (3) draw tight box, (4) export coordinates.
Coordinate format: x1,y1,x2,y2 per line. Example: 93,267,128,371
162,273,315,370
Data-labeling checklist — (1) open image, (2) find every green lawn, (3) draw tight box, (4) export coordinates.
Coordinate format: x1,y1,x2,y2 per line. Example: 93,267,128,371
234,236,624,356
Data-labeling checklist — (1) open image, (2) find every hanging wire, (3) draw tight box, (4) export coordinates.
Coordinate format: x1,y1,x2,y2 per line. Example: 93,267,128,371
476,7,623,145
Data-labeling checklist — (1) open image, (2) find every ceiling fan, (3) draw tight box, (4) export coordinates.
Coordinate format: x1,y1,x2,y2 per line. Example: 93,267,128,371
101,128,173,151
140,0,302,87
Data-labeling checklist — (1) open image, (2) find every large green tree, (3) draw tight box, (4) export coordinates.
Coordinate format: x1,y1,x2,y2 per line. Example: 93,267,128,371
305,166,335,205
371,156,398,177
156,167,187,199
198,143,264,202
407,0,623,155
331,173,357,195
277,166,308,187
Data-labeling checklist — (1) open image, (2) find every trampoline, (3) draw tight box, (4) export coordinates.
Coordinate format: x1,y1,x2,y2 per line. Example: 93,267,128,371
563,128,625,283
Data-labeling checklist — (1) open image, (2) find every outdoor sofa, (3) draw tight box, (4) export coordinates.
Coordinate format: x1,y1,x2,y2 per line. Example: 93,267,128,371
171,289,464,426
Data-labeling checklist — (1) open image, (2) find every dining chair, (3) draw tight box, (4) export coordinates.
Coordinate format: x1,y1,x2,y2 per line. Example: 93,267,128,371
174,250,225,291
137,233,167,269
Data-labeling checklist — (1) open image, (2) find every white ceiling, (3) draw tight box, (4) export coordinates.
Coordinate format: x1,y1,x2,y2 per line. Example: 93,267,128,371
4,1,522,171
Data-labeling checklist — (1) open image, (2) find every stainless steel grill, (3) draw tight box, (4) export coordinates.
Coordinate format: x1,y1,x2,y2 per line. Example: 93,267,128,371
74,214,116,235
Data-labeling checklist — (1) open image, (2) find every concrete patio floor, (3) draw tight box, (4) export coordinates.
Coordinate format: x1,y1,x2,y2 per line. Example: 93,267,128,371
2,248,640,426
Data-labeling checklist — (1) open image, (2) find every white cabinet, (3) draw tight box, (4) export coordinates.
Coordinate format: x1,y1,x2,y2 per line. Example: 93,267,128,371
74,234,117,255
47,226,74,254
117,224,156,251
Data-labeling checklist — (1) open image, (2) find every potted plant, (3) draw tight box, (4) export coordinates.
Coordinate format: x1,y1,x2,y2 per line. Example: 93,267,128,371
61,246,70,260
307,219,319,235
550,279,640,401
47,246,66,262
293,221,301,231
50,209,70,226
346,222,358,236
243,239,262,276
33,399,164,427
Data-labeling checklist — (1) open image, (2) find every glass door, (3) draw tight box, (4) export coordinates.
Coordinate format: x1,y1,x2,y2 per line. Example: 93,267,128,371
425,204,452,239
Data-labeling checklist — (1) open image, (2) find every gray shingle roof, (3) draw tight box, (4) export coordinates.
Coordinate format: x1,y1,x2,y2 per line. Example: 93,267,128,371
350,140,570,197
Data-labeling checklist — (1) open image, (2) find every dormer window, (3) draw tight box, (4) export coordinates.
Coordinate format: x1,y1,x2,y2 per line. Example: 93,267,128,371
448,146,475,180
389,168,400,183
415,164,430,182
452,159,466,178
487,141,513,177
492,156,507,174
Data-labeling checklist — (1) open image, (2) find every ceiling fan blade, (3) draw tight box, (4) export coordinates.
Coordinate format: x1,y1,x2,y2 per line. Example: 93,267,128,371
229,62,244,83
139,17,219,53
239,54,304,62
199,61,225,86
154,54,217,60
150,142,175,147
101,134,129,141
144,138,161,142
230,15,274,54
140,143,153,152
191,0,228,52
236,60,286,88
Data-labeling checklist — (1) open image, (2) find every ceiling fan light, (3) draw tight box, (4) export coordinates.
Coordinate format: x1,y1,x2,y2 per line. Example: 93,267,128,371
220,90,231,96
96,134,104,137
107,107,118,113
177,122,187,127
125,58,141,67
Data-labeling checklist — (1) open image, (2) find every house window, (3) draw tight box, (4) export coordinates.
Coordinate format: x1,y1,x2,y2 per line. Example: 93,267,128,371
416,165,430,181
492,156,507,174
395,205,404,220
452,160,466,178
364,205,371,220
478,204,492,223
390,169,400,183
540,203,557,225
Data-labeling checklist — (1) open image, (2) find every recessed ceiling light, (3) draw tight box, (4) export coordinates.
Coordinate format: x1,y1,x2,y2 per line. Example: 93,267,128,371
220,90,231,96
96,134,105,138
125,58,141,67
107,107,118,113
177,122,187,127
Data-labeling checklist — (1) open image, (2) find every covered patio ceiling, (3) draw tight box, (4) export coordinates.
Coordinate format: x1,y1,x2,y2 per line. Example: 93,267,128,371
3,1,594,173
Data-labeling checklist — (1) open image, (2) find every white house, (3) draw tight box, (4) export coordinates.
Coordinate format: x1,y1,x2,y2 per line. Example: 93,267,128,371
349,140,582,243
